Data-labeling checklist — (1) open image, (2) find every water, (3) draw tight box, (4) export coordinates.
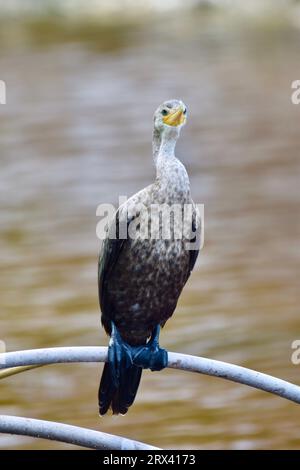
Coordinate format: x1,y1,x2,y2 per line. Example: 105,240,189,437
0,10,300,449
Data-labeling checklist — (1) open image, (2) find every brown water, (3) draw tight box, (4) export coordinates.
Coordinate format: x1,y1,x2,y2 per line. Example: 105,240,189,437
0,11,300,449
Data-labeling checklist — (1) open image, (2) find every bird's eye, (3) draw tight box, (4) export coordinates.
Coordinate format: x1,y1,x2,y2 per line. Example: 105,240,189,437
161,109,168,116
183,108,187,115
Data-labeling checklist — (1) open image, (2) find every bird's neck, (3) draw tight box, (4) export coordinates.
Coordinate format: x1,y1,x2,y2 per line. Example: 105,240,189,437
158,132,177,158
153,130,190,198
153,130,178,176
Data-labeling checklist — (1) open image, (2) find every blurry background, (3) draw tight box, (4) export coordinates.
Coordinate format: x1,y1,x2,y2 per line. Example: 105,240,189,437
0,0,300,450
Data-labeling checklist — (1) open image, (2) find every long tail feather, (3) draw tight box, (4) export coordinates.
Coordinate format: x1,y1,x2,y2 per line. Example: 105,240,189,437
99,362,142,415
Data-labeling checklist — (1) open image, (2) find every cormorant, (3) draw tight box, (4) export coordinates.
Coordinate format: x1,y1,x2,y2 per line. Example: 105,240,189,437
98,99,200,415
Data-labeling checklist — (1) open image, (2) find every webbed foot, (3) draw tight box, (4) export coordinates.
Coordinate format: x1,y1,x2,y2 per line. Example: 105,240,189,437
107,323,168,382
131,325,168,371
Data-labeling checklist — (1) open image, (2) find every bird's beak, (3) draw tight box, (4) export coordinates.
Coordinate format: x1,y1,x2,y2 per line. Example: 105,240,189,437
163,106,186,127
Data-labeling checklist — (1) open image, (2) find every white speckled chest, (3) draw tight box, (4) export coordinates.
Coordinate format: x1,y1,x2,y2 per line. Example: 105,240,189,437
104,157,194,345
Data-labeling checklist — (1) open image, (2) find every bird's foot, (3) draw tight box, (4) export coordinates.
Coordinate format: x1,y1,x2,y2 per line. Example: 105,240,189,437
108,323,168,379
131,325,168,371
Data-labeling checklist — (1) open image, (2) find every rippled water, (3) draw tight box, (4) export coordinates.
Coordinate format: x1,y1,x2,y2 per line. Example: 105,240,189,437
0,11,300,449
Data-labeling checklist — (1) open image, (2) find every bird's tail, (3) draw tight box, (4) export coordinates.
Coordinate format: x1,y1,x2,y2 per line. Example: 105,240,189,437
98,362,142,415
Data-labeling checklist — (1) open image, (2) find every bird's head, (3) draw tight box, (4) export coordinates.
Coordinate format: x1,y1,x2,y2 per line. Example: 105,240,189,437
153,99,187,137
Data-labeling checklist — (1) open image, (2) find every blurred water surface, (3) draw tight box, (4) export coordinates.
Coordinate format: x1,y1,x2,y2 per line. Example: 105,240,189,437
0,9,300,449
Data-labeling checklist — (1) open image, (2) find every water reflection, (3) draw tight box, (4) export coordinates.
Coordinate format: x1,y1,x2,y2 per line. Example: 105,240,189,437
0,9,300,449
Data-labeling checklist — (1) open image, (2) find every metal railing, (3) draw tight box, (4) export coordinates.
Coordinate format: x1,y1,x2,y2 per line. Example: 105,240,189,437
1,346,300,449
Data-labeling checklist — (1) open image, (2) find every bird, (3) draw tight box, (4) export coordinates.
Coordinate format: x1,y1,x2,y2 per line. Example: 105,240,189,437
98,99,200,415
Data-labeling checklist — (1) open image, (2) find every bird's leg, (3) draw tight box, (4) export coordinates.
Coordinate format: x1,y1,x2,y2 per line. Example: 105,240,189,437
131,325,168,371
108,323,168,379
108,322,133,388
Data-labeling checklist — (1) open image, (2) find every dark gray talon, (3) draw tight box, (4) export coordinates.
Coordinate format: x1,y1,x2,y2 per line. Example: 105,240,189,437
131,325,168,371
108,322,168,376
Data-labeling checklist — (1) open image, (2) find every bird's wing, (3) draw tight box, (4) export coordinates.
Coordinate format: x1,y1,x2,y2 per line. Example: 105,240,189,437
98,211,120,308
187,202,201,275
97,185,150,334
98,209,131,327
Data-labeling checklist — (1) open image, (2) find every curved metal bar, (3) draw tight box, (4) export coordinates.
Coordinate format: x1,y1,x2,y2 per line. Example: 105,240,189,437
1,346,300,404
0,415,159,450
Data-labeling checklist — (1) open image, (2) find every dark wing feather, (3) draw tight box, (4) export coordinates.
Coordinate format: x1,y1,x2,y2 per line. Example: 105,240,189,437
99,212,122,307
98,210,134,334
187,204,201,276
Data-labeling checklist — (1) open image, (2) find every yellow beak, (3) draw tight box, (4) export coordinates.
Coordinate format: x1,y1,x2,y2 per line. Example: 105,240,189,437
163,106,186,127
